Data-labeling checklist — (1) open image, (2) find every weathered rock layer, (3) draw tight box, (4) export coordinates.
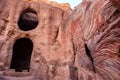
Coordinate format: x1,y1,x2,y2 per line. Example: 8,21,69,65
67,0,120,80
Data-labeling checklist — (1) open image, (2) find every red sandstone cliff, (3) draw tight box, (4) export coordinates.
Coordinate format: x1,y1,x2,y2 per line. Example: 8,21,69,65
0,0,120,80
67,0,120,79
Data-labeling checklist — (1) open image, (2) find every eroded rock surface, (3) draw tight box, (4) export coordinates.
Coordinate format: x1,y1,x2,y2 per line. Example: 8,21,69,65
23,0,71,10
67,0,120,80
0,0,120,80
110,0,120,9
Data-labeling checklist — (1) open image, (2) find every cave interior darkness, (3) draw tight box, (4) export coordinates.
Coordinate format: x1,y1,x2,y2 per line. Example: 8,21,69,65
10,38,33,72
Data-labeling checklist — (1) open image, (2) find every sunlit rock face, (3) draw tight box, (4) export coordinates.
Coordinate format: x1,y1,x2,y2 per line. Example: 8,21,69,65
23,0,71,10
0,0,120,80
0,0,72,80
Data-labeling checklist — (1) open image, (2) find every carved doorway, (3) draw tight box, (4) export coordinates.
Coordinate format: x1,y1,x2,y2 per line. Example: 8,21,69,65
10,38,33,72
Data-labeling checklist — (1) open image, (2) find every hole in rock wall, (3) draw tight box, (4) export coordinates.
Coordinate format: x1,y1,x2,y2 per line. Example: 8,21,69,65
18,8,38,31
84,44,96,73
10,38,33,72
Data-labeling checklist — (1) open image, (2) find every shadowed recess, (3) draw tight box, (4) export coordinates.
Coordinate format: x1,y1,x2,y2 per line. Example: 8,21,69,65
18,8,38,31
84,43,96,73
10,38,33,72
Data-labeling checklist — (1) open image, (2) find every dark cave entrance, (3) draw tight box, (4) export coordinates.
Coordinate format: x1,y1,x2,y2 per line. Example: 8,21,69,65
10,38,33,72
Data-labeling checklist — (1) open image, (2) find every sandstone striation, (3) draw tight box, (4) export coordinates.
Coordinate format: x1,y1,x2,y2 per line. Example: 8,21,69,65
67,0,120,80
0,0,120,80
110,0,120,9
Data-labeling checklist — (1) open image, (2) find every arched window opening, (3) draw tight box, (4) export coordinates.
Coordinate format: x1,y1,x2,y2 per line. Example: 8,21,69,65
18,8,38,31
